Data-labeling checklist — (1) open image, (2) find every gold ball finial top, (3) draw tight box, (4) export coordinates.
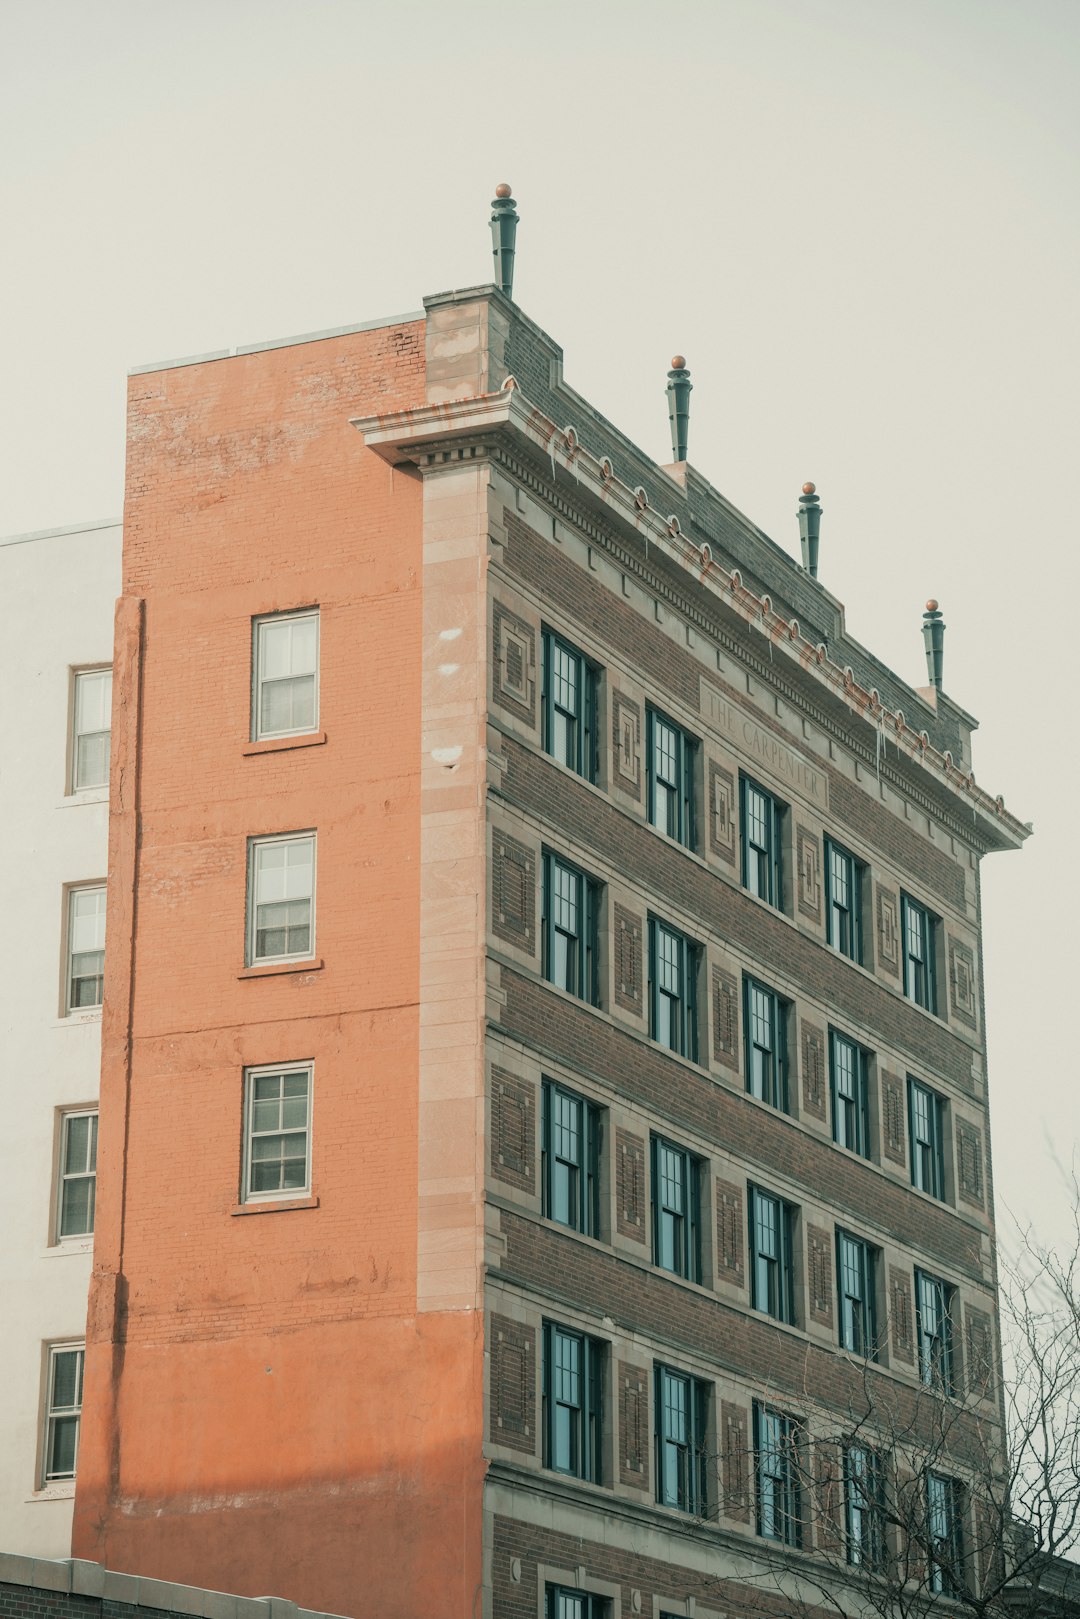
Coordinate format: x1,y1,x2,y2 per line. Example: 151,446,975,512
926,598,939,612
802,482,816,495
495,183,512,198
671,354,686,370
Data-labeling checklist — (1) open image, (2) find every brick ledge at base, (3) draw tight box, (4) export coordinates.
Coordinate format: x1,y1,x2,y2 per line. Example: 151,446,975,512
0,1555,350,1619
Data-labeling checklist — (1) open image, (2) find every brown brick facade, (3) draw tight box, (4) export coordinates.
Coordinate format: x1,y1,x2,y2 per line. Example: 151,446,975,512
492,831,537,953
491,1069,536,1194
711,965,740,1071
490,1314,536,1455
613,902,643,1014
889,1265,915,1364
715,1179,745,1287
807,1223,834,1329
720,1399,751,1522
881,1070,907,1166
796,824,823,922
957,1118,985,1208
708,759,737,864
616,1128,648,1243
492,599,537,726
618,1361,650,1489
801,1020,827,1121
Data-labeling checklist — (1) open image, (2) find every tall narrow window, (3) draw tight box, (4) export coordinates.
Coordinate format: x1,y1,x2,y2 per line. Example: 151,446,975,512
837,1231,877,1357
825,837,863,962
66,885,106,1012
647,708,695,849
543,1322,604,1482
542,630,597,781
745,978,788,1111
915,1269,955,1394
927,1472,965,1595
71,668,112,791
749,1187,796,1324
741,774,784,909
243,1064,312,1200
655,1364,708,1515
754,1402,801,1546
649,918,698,1060
651,1136,701,1282
909,1079,946,1200
541,1081,600,1236
247,833,315,964
542,852,599,1005
545,1588,608,1619
43,1344,84,1484
846,1445,886,1568
57,1111,98,1239
830,1030,870,1156
252,610,319,740
902,893,938,1012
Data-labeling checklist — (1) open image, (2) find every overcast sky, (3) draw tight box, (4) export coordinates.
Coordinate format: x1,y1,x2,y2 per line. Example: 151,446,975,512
2,0,1076,1252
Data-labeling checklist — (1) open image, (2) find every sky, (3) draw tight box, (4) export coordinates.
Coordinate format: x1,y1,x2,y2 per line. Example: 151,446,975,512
1,0,1076,1252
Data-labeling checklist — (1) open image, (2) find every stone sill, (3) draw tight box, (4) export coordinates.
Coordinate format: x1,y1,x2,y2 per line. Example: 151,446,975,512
242,731,326,757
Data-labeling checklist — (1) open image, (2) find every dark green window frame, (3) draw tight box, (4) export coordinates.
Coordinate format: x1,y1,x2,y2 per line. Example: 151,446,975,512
901,892,938,1013
845,1444,887,1568
741,773,784,909
650,1135,701,1283
908,1078,946,1200
825,837,864,963
545,1587,609,1619
655,1364,709,1516
927,1472,965,1595
647,707,696,849
542,629,597,783
916,1269,955,1394
541,1080,601,1237
837,1230,878,1358
648,917,698,1061
830,1029,870,1157
745,977,789,1112
754,1401,802,1547
542,1322,604,1483
542,851,600,1006
749,1185,796,1325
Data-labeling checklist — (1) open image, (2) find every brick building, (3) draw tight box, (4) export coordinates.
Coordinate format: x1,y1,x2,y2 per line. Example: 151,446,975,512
4,194,1030,1619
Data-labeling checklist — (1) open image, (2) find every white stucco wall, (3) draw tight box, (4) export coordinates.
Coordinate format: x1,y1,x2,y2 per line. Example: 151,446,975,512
0,520,121,1557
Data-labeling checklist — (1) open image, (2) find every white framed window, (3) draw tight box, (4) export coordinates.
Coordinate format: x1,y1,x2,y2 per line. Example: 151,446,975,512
247,833,316,965
71,667,112,791
43,1342,84,1484
252,610,319,740
57,1110,98,1239
242,1063,312,1201
66,885,106,1012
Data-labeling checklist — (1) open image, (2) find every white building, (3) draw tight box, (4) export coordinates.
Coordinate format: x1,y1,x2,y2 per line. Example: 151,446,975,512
0,519,121,1557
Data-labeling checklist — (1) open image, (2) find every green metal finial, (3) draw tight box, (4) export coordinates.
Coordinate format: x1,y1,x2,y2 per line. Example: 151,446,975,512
922,599,945,690
797,482,822,578
490,183,519,300
666,356,692,463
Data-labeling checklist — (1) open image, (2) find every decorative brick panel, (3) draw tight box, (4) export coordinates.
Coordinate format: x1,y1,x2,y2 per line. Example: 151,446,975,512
492,832,536,953
889,1265,915,1363
807,1223,834,1328
957,1120,985,1209
720,1400,750,1522
881,1071,907,1166
613,903,643,1014
708,759,736,865
966,1305,995,1397
490,1314,535,1454
490,1068,535,1194
800,1019,826,1121
876,883,900,977
492,600,536,725
619,1361,649,1489
711,965,739,1072
814,1439,843,1556
616,1129,647,1243
715,1179,745,1287
948,935,978,1029
611,690,642,798
796,824,822,922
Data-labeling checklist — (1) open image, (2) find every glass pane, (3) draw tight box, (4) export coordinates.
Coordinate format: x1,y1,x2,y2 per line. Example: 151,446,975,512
75,731,110,789
48,1415,79,1477
251,1160,282,1192
283,1071,309,1099
252,1135,284,1161
255,842,287,902
284,841,313,900
289,614,317,674
282,1154,307,1189
60,1177,93,1237
281,1096,307,1129
254,1073,283,1101
259,618,294,679
76,670,112,732
71,890,106,952
252,1098,282,1133
52,1350,80,1408
64,1115,91,1173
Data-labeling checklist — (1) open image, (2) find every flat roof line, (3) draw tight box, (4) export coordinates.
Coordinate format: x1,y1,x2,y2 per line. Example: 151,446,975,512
0,517,122,549
129,309,426,376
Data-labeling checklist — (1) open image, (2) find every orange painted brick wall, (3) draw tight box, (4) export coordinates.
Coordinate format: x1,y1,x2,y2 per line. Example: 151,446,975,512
73,322,486,1618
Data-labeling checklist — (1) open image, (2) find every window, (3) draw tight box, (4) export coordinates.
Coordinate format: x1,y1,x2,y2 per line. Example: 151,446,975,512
651,1136,701,1282
252,609,319,740
741,774,784,909
754,1402,801,1546
541,1081,600,1236
830,1030,870,1156
43,1343,84,1483
837,1231,878,1358
655,1364,708,1515
902,893,938,1012
542,1322,604,1482
927,1472,965,1595
242,1064,312,1200
247,833,315,964
71,668,112,791
647,708,695,848
749,1187,796,1324
545,1588,608,1619
648,918,698,1060
909,1079,946,1200
915,1269,955,1394
542,629,597,781
57,1111,98,1239
825,837,863,962
745,978,789,1111
845,1444,886,1568
66,885,106,1012
542,852,599,1005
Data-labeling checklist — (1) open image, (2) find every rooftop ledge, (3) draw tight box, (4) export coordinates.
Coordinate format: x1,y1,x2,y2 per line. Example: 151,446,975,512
352,385,1030,854
0,1553,349,1619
